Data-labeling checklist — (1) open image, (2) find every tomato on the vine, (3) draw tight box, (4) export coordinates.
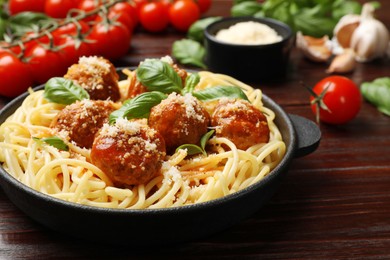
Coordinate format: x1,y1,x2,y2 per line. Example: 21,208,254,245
44,0,78,18
195,0,212,13
0,52,33,97
96,9,135,33
77,0,102,22
52,21,90,38
88,22,131,60
9,0,46,15
25,45,66,84
57,37,92,67
139,2,169,32
110,2,139,27
169,0,200,32
309,76,362,124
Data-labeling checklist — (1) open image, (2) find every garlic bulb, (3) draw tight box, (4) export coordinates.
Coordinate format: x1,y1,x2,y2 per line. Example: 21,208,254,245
296,31,332,62
334,14,361,48
334,3,390,62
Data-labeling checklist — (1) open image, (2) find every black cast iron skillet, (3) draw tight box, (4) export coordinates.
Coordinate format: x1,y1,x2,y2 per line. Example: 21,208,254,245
0,69,321,245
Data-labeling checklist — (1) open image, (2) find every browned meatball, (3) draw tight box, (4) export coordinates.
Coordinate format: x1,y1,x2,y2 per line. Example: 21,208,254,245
211,99,270,150
64,56,120,101
91,119,166,187
127,59,188,98
148,93,210,153
50,100,117,149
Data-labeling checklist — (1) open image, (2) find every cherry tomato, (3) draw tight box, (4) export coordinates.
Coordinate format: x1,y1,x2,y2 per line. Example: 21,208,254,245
8,0,46,15
44,0,78,18
76,0,102,22
133,0,148,12
158,0,172,12
88,22,131,60
25,45,66,84
169,0,200,32
96,10,135,33
52,20,90,38
110,2,139,27
139,2,169,32
0,52,33,97
310,76,362,124
195,0,212,13
57,37,93,68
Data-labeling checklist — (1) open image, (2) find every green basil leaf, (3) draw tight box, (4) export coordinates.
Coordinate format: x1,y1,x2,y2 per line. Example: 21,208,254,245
109,91,167,124
182,73,200,95
172,39,207,69
293,8,337,37
8,12,52,36
176,144,205,156
33,136,69,151
332,0,362,20
231,1,262,17
200,130,215,150
44,77,90,105
361,77,390,116
136,59,183,94
193,86,249,102
187,16,222,43
176,130,215,156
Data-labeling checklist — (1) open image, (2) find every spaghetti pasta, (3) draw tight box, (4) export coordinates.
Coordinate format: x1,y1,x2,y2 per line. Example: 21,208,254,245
0,68,286,209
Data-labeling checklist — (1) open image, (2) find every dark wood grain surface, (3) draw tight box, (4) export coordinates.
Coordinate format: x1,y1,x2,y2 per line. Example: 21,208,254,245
1,0,390,259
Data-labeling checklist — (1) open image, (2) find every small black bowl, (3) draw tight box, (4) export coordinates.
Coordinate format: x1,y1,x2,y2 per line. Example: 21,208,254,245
204,16,294,82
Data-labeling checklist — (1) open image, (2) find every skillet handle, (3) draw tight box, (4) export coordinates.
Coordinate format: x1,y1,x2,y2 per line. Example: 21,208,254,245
288,114,321,158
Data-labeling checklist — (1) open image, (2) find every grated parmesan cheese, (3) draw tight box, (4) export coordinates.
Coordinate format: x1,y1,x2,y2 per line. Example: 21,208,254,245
78,56,111,73
215,21,282,45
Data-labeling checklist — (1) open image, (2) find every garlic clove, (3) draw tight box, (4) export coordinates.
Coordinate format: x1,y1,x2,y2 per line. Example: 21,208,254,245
333,14,361,48
326,49,356,74
296,31,332,62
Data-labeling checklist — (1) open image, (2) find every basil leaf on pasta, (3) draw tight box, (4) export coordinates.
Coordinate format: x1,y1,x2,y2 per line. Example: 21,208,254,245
33,136,69,151
109,91,167,124
176,130,215,156
136,59,183,94
182,73,200,95
44,77,89,105
193,86,249,102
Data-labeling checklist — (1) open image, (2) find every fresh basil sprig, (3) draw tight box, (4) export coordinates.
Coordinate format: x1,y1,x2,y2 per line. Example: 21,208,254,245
136,59,183,94
361,77,390,116
44,77,89,105
109,91,167,124
193,86,249,102
33,136,69,151
176,130,215,156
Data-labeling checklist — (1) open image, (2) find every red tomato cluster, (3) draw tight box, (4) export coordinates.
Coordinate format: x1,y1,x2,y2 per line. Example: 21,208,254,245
1,0,137,97
137,0,210,32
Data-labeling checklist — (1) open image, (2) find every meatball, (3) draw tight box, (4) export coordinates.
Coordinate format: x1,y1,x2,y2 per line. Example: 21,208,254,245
148,93,210,153
91,118,166,187
64,56,120,101
127,57,188,98
50,99,117,149
211,99,270,150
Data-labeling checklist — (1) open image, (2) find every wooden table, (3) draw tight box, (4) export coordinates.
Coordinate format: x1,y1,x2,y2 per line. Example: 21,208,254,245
1,1,390,258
